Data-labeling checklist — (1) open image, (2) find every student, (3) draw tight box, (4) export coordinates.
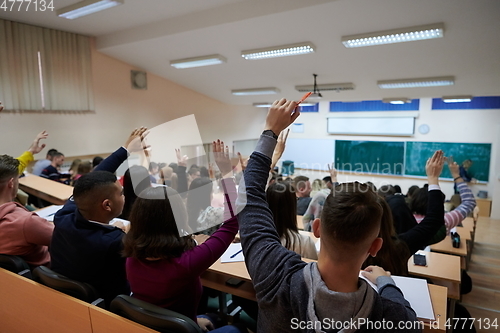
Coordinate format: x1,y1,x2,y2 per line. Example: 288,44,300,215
266,181,317,260
120,165,151,220
0,137,54,267
49,127,148,305
238,98,419,332
92,156,103,170
68,159,81,177
187,177,223,235
293,175,312,216
378,185,417,235
302,168,338,231
72,161,92,185
15,131,49,175
364,151,446,276
148,161,160,184
309,178,323,197
32,148,58,176
41,152,69,183
123,140,245,332
406,185,420,205
454,159,475,194
411,158,476,234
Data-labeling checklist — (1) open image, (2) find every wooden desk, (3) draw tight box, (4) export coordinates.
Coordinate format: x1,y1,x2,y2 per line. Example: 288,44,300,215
296,215,304,230
0,268,93,333
408,252,461,300
202,258,446,332
475,198,492,217
425,285,447,333
430,230,468,270
19,175,73,205
89,306,158,333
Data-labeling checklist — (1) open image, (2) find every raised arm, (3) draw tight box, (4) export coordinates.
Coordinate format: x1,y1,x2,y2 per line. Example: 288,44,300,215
444,157,476,232
95,127,149,174
238,99,306,298
399,151,445,254
181,140,239,275
16,130,48,174
175,149,189,196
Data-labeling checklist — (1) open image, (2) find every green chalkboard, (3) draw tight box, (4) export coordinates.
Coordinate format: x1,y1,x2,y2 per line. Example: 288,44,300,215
405,142,491,181
335,140,405,175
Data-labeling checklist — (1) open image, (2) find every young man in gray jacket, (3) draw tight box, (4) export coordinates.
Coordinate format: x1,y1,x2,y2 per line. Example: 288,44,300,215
238,98,421,332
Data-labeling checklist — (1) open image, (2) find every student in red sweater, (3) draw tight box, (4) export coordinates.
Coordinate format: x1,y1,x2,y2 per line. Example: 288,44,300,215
0,134,53,267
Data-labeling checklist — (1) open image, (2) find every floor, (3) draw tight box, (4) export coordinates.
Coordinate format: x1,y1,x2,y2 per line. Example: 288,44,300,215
461,217,500,333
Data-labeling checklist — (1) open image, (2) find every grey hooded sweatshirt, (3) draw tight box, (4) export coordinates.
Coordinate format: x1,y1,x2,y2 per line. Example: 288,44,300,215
237,134,421,332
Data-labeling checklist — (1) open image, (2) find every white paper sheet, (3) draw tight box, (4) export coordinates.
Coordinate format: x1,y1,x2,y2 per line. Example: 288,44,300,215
35,205,63,221
220,243,245,263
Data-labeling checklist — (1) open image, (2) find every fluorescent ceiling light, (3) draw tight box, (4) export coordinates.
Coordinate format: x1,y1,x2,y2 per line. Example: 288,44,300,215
253,101,317,107
295,83,355,92
241,42,315,60
342,23,444,48
57,0,123,19
170,54,227,69
442,95,473,103
378,76,454,89
383,98,411,104
232,88,280,96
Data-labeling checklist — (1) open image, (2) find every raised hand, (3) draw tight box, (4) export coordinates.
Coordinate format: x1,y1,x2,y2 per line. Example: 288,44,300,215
125,127,150,153
426,150,446,185
237,153,248,172
271,129,290,170
447,156,460,179
213,139,236,177
175,148,188,167
264,98,300,135
328,163,338,183
28,130,48,155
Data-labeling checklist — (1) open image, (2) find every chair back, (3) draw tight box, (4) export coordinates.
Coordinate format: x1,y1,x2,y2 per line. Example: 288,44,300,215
32,266,100,303
110,295,203,333
0,254,32,278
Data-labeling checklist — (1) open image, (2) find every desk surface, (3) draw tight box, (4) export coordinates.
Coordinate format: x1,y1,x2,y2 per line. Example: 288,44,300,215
430,231,468,257
203,255,446,331
19,174,73,205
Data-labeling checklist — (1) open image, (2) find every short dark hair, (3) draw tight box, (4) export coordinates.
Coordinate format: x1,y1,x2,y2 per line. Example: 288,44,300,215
321,182,383,245
393,185,402,194
266,182,298,249
293,176,309,191
378,185,396,198
53,152,64,158
410,187,446,215
73,171,117,207
0,155,20,183
123,186,195,260
322,176,332,183
92,156,103,167
47,149,58,157
188,167,200,176
407,185,419,198
148,162,158,172
199,166,210,178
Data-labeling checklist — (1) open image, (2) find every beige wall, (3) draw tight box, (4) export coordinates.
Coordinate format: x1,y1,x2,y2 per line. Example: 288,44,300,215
0,40,266,159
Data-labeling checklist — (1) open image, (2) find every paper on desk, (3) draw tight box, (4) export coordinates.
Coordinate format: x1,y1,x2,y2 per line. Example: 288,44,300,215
221,243,245,263
359,273,435,321
110,218,130,227
36,205,63,221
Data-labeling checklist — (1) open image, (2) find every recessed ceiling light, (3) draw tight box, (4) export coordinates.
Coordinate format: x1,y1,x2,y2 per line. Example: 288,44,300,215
170,54,227,69
241,42,315,60
57,0,123,19
342,23,444,48
378,76,454,89
232,88,280,96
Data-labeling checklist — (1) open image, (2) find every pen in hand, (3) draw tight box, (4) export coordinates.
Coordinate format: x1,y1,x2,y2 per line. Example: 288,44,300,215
230,249,243,258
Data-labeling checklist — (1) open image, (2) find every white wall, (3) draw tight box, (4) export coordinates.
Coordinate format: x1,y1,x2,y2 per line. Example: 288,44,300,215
279,98,500,219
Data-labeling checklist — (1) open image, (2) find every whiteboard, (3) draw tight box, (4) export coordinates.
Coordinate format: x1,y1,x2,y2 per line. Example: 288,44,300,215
327,117,415,136
280,138,335,171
